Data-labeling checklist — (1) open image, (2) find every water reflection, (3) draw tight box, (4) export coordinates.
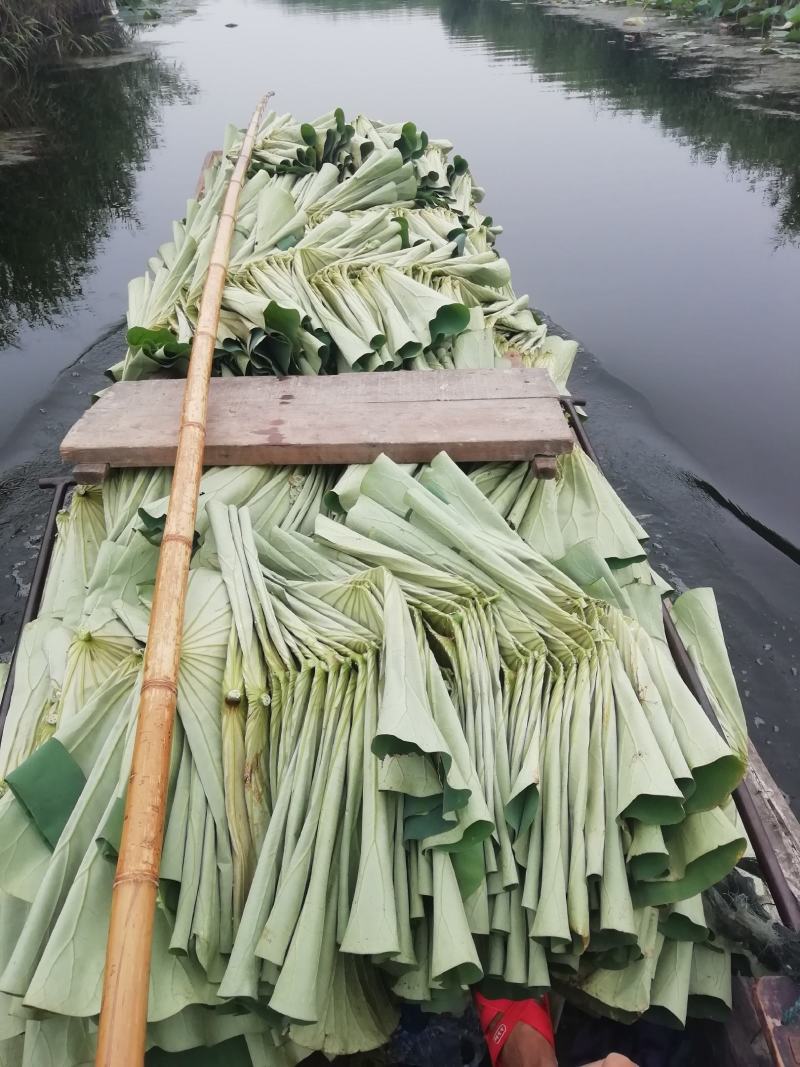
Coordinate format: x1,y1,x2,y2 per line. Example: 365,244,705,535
0,45,192,347
272,0,800,547
283,0,800,243
440,0,800,241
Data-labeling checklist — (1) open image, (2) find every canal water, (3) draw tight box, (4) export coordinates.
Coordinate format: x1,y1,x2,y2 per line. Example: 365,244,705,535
1,0,799,796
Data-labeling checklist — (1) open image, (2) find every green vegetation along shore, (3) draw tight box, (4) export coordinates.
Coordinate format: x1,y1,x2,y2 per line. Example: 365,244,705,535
0,0,111,76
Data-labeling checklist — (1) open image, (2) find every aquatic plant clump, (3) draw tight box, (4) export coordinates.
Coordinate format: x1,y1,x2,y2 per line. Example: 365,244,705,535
0,112,751,1066
0,0,111,76
646,0,800,40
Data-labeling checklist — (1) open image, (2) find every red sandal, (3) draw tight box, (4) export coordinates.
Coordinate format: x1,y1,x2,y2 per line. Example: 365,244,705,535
474,993,555,1067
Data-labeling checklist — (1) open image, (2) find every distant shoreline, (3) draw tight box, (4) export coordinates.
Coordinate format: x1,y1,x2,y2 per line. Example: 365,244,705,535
533,0,800,110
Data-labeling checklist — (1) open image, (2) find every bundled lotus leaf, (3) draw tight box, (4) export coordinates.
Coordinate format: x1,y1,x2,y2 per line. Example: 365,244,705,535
110,109,561,385
0,113,753,1067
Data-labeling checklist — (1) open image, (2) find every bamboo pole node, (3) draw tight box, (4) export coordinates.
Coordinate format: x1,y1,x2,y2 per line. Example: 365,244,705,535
139,677,179,694
161,533,195,548
94,94,271,1067
113,871,160,889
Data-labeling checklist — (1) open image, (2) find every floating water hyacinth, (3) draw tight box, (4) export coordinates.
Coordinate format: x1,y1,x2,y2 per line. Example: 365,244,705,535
0,112,753,1067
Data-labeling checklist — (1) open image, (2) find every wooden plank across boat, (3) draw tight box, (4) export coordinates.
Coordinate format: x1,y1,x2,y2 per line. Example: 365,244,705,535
60,367,575,481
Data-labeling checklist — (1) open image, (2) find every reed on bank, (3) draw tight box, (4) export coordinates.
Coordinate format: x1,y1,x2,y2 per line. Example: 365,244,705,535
0,0,111,76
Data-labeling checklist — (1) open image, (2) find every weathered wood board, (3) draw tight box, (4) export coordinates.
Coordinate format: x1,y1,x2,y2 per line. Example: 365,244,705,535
746,741,800,907
751,976,800,1067
61,368,575,473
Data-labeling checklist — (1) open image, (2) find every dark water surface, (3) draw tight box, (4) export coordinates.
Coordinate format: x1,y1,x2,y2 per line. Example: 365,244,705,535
1,0,799,791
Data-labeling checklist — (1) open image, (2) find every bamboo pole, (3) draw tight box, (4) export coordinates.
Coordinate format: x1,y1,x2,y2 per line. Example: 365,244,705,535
94,94,271,1067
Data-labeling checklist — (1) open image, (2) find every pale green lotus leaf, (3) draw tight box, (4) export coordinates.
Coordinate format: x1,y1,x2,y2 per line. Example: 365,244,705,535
0,616,72,780
627,821,670,882
687,942,731,1021
22,797,219,1021
566,656,593,946
219,745,300,1001
429,851,482,986
597,648,637,944
632,807,746,907
517,478,566,562
39,486,106,622
9,1015,94,1067
672,589,748,769
288,842,399,1054
554,449,647,563
530,335,577,392
608,646,685,826
646,936,692,1028
340,654,400,957
624,585,742,812
659,894,709,943
247,1031,312,1067
55,618,138,728
530,671,570,947
0,893,29,1041
258,668,346,968
0,691,131,998
0,794,52,905
577,924,663,1021
605,607,693,798
268,674,353,1020
146,1001,269,1054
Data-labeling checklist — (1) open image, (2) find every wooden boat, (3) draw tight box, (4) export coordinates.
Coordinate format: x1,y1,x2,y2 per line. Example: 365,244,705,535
0,103,798,1067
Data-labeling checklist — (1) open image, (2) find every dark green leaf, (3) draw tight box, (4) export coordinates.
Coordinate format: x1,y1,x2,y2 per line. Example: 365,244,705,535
127,326,191,360
392,215,410,249
264,301,301,340
429,303,470,343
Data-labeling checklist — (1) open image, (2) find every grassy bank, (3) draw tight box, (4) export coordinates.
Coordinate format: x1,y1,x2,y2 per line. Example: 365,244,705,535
0,0,111,75
643,0,800,37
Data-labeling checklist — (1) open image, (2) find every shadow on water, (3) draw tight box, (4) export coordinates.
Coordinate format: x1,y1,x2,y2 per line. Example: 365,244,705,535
0,35,193,349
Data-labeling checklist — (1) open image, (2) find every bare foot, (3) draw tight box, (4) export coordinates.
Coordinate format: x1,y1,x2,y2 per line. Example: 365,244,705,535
581,1057,639,1067
498,1021,558,1067
498,1027,638,1067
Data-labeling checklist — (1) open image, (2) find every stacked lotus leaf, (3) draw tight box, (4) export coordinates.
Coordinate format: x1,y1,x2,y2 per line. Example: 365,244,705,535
0,112,750,1067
